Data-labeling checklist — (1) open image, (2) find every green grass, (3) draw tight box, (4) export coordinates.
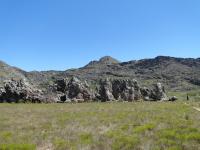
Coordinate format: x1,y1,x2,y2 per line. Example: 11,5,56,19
0,144,36,150
0,102,200,150
168,90,200,101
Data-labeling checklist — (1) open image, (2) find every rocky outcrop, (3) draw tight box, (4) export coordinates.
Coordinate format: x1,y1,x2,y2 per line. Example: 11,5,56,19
55,77,94,102
140,87,151,101
1,56,200,96
67,77,94,100
140,83,168,101
85,56,120,68
0,77,170,103
151,83,168,101
50,77,171,102
99,78,142,102
98,79,170,102
56,78,69,93
99,78,115,101
0,79,44,103
169,96,178,101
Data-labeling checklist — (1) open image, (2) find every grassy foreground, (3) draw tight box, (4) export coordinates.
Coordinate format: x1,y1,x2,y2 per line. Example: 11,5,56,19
0,102,200,150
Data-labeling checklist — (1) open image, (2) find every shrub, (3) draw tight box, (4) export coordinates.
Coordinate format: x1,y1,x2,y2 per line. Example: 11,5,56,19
111,135,139,150
0,144,36,150
79,133,93,145
133,123,155,133
53,138,70,150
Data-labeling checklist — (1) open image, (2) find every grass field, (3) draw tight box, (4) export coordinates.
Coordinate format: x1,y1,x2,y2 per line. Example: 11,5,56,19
168,90,200,102
0,102,200,150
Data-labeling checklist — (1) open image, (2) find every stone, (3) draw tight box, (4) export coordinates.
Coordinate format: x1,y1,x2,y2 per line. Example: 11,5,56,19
55,77,94,102
140,87,151,100
169,96,178,101
65,99,72,103
151,83,168,101
0,79,44,103
60,95,67,102
99,78,115,102
132,79,141,100
54,77,169,103
55,78,68,92
67,77,93,101
99,78,141,102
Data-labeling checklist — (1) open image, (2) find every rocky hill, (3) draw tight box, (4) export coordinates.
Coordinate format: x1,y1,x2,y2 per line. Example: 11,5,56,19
0,61,27,85
1,56,200,91
30,56,200,91
0,56,199,103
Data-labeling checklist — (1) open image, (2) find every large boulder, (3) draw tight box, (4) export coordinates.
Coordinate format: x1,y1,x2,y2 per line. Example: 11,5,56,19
140,87,151,101
112,79,141,101
132,80,141,100
141,83,168,101
0,79,44,103
55,77,94,102
169,96,178,101
67,77,94,100
99,78,115,102
151,83,168,101
55,78,69,92
99,78,141,102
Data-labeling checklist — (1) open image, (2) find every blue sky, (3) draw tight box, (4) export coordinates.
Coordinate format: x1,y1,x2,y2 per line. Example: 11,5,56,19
0,0,200,71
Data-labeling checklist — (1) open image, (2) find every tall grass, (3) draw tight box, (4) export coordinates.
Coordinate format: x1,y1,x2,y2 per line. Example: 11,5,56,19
0,102,200,150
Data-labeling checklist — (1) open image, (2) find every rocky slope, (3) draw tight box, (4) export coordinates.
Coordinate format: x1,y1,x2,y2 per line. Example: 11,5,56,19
25,56,200,91
0,56,199,102
0,61,27,85
69,56,200,91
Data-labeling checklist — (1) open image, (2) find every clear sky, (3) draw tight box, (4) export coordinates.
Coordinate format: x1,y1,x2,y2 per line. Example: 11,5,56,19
0,0,200,71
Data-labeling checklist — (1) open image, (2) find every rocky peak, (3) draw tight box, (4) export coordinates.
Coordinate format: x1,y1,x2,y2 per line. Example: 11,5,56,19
0,60,27,86
155,56,173,60
85,56,120,67
99,56,120,64
0,60,9,67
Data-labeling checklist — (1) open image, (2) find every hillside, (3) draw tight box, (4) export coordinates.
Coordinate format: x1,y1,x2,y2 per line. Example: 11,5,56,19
0,56,200,92
29,56,200,91
0,61,28,85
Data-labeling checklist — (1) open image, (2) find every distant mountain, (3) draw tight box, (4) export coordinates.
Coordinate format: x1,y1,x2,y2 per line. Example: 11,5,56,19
0,56,200,92
85,56,120,67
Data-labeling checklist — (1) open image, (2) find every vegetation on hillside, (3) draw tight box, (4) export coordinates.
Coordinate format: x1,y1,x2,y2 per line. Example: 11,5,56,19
1,56,200,92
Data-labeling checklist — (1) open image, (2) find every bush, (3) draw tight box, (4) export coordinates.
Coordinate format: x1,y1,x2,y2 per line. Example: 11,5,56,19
133,123,155,133
111,135,139,150
79,133,93,145
0,144,36,150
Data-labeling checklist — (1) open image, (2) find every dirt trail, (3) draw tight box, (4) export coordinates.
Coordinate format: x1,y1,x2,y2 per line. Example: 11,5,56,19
184,103,200,112
193,107,200,112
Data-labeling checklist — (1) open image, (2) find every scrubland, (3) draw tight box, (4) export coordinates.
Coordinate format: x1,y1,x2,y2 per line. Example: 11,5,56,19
0,101,200,150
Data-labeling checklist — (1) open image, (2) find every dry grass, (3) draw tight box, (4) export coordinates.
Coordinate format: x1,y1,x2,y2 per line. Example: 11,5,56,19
0,102,200,150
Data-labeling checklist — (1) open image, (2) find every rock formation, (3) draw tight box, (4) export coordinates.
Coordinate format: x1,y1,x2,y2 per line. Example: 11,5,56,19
151,83,168,101
67,77,94,100
0,76,172,103
169,96,178,101
1,56,200,98
55,77,94,102
0,79,44,103
99,78,115,101
140,83,168,101
0,56,200,103
99,78,141,102
96,78,167,102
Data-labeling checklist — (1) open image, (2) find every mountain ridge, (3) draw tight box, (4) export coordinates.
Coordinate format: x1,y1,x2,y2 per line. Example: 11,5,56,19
0,56,199,92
